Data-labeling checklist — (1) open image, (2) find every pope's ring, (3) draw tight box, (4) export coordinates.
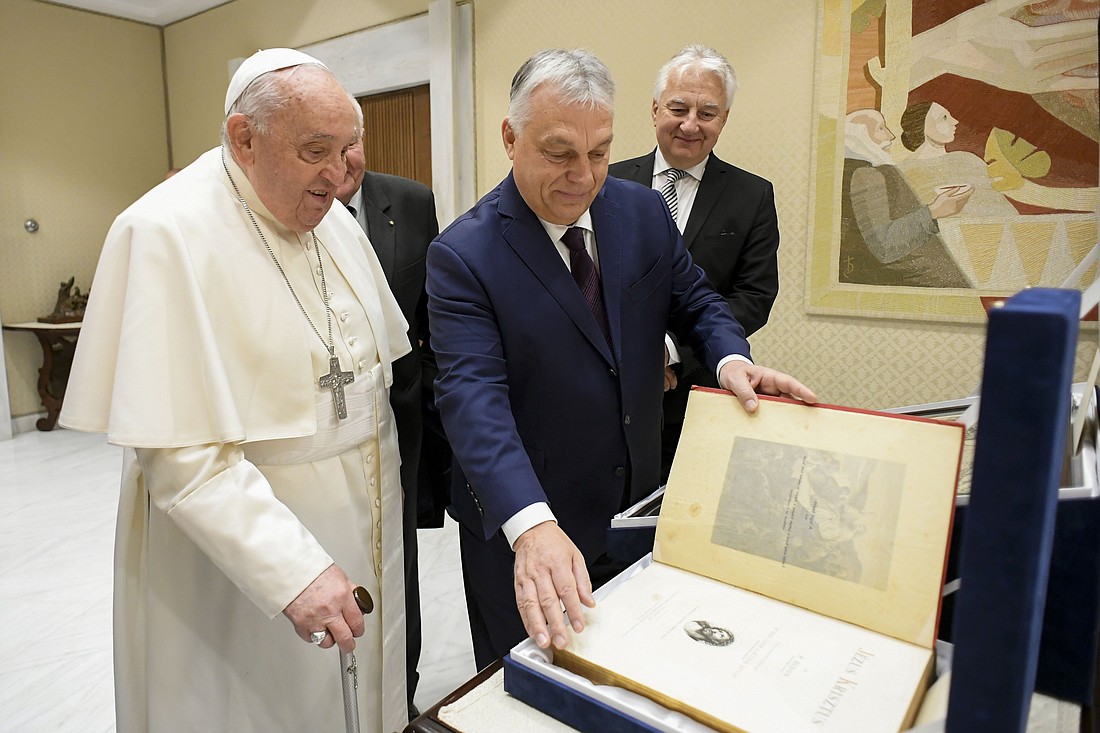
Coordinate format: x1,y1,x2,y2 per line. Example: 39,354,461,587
310,630,327,645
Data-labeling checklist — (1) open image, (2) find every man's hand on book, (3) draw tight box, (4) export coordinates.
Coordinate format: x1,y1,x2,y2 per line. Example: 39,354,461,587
718,361,818,413
513,521,596,651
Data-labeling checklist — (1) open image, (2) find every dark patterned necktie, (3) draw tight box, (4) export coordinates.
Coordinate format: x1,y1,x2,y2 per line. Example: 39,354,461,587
561,226,610,343
660,168,688,221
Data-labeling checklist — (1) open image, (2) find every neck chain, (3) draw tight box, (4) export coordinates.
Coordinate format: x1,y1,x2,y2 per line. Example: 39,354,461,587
221,152,355,419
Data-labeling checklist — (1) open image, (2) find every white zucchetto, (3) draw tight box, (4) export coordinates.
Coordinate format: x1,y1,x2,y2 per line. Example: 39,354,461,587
224,48,329,116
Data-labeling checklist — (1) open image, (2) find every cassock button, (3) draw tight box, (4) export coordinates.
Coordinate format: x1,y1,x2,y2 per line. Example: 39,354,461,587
341,312,350,322
374,498,380,507
388,220,395,227
358,360,368,371
315,266,323,276
614,466,625,477
349,336,358,346
623,415,631,425
370,477,376,487
375,540,382,550
366,454,373,464
609,368,617,377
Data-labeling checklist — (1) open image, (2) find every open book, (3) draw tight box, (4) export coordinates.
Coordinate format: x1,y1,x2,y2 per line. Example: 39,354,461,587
553,389,964,733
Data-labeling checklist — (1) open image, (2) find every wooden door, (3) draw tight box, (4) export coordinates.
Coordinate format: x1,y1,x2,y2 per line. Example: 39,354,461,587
358,84,432,188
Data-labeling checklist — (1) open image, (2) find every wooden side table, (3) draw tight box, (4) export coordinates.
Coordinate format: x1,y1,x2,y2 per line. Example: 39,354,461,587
2,321,81,431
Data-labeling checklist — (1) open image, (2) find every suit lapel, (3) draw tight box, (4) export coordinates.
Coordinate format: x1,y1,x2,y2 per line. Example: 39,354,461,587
620,151,656,186
682,155,729,250
361,174,396,281
498,175,615,365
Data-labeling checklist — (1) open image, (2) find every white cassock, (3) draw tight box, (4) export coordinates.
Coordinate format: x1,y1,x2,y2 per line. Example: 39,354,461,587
60,148,411,733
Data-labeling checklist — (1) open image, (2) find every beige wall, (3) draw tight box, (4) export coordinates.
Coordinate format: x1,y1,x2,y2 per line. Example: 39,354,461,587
4,0,1096,422
1,0,166,419
469,0,1098,410
163,0,431,166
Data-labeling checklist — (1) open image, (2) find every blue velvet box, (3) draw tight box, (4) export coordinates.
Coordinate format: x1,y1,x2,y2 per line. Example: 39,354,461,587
945,288,1081,733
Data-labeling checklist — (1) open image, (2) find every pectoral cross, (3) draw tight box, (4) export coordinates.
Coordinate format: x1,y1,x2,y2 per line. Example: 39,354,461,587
319,355,355,420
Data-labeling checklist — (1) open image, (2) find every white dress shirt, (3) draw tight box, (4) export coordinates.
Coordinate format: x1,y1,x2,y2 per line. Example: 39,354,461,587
651,149,709,234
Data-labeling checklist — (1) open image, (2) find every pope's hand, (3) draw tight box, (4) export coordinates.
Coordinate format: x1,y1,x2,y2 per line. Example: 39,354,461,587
283,564,365,653
718,361,818,413
513,521,595,650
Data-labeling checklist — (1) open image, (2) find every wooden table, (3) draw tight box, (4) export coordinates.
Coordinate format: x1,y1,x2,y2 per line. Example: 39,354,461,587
2,321,81,431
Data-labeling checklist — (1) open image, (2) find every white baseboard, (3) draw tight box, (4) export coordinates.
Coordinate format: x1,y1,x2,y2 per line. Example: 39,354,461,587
11,412,45,436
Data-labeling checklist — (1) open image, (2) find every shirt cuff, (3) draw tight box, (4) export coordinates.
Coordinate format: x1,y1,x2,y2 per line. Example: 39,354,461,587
716,353,753,382
502,502,557,549
665,333,681,366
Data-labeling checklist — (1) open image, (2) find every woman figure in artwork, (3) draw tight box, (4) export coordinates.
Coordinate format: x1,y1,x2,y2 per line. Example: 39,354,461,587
898,101,1097,216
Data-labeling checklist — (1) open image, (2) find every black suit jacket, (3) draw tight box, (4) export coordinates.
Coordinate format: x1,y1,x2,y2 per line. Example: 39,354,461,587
354,172,439,499
609,150,779,342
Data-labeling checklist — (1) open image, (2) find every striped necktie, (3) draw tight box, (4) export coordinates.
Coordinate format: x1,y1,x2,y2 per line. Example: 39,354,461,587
660,168,689,221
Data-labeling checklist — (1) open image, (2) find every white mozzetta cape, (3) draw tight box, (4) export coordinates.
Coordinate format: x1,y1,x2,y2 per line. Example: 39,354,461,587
61,147,410,447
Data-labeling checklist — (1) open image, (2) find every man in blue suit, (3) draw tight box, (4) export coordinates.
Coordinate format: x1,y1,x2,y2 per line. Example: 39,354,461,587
426,49,816,670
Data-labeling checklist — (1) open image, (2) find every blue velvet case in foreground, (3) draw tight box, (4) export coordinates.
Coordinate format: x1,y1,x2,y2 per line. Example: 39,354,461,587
946,288,1080,733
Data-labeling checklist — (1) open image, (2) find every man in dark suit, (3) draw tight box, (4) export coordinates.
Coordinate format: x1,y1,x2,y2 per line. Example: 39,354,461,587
609,45,781,483
336,141,440,717
426,48,816,670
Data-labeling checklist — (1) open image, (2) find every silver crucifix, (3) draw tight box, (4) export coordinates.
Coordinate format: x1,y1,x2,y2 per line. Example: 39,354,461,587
319,355,355,420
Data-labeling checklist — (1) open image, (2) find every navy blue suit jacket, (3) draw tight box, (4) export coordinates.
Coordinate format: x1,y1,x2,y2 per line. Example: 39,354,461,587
426,172,749,560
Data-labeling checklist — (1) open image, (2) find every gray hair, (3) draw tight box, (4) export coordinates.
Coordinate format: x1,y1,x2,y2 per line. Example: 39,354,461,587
508,49,615,134
654,44,738,110
220,63,362,148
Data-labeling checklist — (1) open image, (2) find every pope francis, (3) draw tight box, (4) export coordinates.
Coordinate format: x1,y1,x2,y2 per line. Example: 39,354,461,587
60,49,411,732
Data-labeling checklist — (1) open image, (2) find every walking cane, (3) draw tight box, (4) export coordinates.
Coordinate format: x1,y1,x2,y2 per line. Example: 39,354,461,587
339,586,376,733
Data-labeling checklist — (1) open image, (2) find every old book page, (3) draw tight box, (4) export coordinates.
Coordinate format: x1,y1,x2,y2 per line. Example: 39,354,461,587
556,561,933,733
655,391,963,648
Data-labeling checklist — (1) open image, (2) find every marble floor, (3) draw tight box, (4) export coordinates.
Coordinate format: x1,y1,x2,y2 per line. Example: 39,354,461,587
0,427,476,733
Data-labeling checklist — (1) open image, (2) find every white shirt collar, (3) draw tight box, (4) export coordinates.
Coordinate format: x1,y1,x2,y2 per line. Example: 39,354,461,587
538,209,595,244
654,148,709,181
347,187,364,216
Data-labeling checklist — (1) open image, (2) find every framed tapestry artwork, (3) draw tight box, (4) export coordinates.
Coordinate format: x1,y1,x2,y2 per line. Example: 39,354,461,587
807,0,1100,322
